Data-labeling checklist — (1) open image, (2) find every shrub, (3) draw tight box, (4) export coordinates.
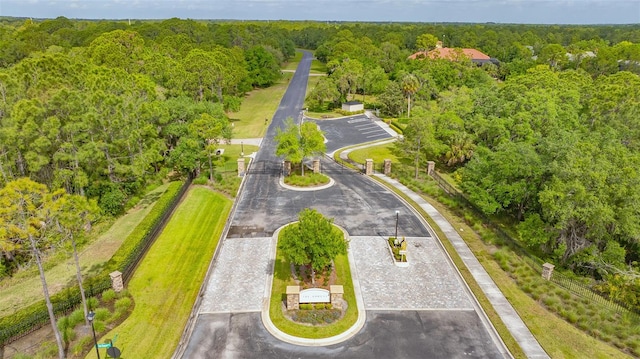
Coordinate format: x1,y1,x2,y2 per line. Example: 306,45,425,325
94,308,110,321
68,309,85,328
101,289,117,303
115,297,132,314
87,297,99,310
299,304,312,310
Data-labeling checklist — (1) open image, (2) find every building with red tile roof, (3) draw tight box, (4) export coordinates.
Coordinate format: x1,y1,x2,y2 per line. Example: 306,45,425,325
408,47,499,65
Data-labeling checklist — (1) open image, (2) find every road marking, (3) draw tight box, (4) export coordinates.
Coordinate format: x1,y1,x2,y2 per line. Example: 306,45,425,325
348,118,369,124
362,129,386,134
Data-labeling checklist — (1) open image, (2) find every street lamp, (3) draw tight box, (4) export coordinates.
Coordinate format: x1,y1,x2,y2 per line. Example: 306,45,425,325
87,311,100,359
240,141,244,157
395,210,400,241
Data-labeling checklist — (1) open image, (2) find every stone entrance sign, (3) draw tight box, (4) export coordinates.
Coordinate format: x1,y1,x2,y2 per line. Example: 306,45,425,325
285,285,344,310
300,288,330,303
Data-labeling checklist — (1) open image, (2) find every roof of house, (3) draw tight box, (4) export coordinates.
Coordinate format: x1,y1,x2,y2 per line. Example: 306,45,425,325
408,47,491,61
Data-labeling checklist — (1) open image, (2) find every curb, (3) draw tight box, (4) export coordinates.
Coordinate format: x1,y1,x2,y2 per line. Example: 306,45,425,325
261,225,366,346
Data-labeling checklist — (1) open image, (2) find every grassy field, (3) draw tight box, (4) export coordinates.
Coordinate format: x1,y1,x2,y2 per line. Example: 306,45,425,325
310,58,326,74
87,187,232,359
347,143,400,164
230,72,294,138
0,183,171,316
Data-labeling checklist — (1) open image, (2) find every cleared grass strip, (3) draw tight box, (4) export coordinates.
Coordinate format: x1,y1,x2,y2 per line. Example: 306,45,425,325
89,187,232,359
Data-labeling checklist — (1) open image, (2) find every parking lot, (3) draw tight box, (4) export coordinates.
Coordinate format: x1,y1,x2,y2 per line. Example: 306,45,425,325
310,114,394,154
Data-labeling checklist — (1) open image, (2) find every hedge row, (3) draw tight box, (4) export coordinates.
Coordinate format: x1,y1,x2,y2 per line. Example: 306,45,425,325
109,181,184,280
0,180,186,345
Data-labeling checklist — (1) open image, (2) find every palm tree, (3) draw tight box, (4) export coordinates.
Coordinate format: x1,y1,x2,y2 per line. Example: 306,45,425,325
401,74,420,118
445,133,475,166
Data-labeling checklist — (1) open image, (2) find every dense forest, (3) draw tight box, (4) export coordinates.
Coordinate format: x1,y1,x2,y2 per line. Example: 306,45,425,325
0,17,639,309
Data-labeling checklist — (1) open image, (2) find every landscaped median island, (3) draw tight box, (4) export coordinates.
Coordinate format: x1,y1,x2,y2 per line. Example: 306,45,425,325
268,209,359,339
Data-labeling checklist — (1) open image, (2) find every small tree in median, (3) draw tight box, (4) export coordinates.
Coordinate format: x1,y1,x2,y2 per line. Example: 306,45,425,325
278,208,348,285
275,117,326,176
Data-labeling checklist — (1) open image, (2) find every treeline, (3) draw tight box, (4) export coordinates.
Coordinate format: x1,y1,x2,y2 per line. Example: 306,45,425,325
0,17,294,277
295,22,640,307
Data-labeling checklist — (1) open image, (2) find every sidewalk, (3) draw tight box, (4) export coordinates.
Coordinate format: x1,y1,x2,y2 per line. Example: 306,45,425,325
373,173,550,359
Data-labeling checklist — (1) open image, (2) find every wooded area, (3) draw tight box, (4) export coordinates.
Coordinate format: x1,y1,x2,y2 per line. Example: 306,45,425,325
0,16,639,348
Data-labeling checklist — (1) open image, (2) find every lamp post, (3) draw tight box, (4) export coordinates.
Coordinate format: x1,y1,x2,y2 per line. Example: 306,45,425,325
240,141,244,157
395,210,399,240
87,311,100,359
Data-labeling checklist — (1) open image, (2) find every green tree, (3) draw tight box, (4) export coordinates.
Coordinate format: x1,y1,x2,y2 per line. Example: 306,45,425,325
415,33,438,52
0,178,83,359
245,45,281,88
278,208,348,284
189,110,232,181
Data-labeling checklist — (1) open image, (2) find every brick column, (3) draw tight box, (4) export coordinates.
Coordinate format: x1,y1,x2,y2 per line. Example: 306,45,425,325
237,158,245,177
109,271,124,292
384,159,391,176
313,159,320,173
542,263,555,280
286,286,300,310
365,159,373,175
427,161,435,175
284,161,291,176
330,285,344,309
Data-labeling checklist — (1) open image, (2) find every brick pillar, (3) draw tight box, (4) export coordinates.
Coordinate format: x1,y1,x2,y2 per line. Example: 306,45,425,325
330,285,344,309
427,161,435,175
313,159,320,173
365,159,373,175
284,161,291,176
237,158,245,177
383,159,391,176
286,286,300,310
542,263,555,280
109,271,124,292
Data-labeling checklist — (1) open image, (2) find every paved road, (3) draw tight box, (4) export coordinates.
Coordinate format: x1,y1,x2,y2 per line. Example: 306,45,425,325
177,51,508,358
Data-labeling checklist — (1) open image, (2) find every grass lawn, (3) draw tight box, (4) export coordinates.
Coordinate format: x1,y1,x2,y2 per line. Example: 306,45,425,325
310,58,326,74
283,51,302,71
347,142,399,164
230,72,294,138
0,183,171,316
269,230,358,338
87,187,232,359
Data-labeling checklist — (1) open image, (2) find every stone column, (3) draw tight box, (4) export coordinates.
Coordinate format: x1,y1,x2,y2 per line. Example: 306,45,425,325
313,159,320,173
427,161,435,175
383,159,391,176
284,161,291,176
237,158,245,177
330,285,344,309
365,159,373,175
109,271,124,292
542,263,555,280
286,286,300,310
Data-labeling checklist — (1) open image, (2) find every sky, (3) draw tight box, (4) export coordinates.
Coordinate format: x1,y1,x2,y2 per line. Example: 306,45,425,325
0,0,639,25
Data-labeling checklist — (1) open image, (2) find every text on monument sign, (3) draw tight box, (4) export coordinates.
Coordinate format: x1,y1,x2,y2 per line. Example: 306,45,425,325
299,288,330,303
